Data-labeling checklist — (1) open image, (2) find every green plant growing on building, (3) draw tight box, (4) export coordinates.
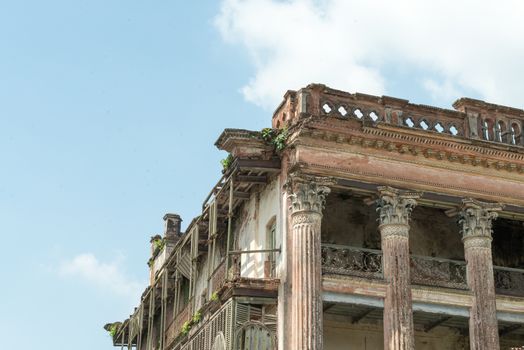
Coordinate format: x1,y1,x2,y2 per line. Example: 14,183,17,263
210,291,219,302
181,321,192,336
192,310,202,324
153,237,165,252
261,126,289,151
220,153,234,171
108,324,118,338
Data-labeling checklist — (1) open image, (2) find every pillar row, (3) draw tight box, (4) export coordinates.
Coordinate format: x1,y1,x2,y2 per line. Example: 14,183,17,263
287,176,332,350
459,199,503,350
377,186,420,350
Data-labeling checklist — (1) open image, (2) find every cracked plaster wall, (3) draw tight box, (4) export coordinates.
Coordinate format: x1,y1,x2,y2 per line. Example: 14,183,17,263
234,178,281,278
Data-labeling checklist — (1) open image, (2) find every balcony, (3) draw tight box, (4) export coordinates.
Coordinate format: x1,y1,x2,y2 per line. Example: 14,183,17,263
165,302,191,347
321,244,524,297
495,266,524,297
410,254,467,290
321,244,382,280
209,259,227,294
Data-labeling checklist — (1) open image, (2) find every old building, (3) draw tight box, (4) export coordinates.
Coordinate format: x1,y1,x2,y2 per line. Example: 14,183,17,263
105,84,524,350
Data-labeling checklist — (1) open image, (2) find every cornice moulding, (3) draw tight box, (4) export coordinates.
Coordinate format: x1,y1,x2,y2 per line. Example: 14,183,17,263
293,118,524,174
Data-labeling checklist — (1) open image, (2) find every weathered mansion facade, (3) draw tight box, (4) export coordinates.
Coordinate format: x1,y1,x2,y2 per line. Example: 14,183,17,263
106,84,524,349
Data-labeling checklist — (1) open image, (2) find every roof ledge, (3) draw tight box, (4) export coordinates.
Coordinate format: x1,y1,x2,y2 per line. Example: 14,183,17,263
453,97,524,117
215,128,273,159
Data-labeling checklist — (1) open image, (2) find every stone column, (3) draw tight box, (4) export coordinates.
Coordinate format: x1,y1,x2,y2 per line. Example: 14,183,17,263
459,199,503,350
287,176,332,350
377,186,420,350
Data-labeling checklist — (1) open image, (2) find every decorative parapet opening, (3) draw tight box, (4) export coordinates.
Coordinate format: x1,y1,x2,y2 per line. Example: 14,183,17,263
273,84,524,148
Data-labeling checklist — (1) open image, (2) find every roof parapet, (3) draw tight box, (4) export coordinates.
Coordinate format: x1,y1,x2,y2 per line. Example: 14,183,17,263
453,97,524,117
272,84,524,147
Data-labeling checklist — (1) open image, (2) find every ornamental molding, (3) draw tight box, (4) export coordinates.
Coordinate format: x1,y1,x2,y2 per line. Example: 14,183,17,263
291,211,322,226
301,161,524,205
379,224,410,239
458,198,503,242
295,118,524,173
295,141,524,182
377,186,421,227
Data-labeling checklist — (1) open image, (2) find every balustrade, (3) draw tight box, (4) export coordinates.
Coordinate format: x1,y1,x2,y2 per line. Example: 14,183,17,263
494,266,524,297
321,244,383,279
321,244,524,296
318,98,464,137
410,255,467,290
165,303,191,346
210,259,227,293
274,85,524,148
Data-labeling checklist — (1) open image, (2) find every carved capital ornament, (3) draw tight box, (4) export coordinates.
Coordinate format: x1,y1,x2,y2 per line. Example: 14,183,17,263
286,173,334,216
459,198,503,245
376,186,420,227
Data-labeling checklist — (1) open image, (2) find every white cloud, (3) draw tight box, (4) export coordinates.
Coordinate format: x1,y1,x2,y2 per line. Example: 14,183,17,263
215,0,524,109
423,79,461,103
59,253,143,301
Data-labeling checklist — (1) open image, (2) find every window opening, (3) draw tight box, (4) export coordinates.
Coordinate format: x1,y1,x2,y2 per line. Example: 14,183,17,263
482,119,493,140
510,123,520,145
369,111,379,122
322,103,332,113
354,109,364,119
404,117,415,128
337,106,347,116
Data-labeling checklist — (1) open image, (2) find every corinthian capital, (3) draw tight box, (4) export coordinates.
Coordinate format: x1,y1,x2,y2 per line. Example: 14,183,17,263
459,199,503,241
286,173,334,215
376,186,420,226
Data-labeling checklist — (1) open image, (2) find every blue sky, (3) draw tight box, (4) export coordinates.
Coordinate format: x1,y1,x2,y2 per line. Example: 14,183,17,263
1,1,523,349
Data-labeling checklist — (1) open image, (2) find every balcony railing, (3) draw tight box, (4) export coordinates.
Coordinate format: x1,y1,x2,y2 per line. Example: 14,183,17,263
494,265,524,297
321,244,383,279
410,254,467,290
165,302,191,346
321,244,524,296
209,259,227,293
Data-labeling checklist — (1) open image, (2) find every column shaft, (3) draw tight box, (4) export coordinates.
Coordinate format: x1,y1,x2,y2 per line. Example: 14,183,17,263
377,187,419,350
459,199,503,350
465,247,498,349
292,212,323,350
287,177,331,350
381,225,414,350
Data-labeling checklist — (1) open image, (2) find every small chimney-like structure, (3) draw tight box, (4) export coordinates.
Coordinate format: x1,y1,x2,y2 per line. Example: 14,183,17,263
163,213,182,243
150,234,162,255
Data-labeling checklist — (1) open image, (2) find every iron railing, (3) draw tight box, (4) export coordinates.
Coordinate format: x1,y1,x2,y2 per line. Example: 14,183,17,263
494,265,524,297
321,243,524,296
321,244,383,279
410,254,467,290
